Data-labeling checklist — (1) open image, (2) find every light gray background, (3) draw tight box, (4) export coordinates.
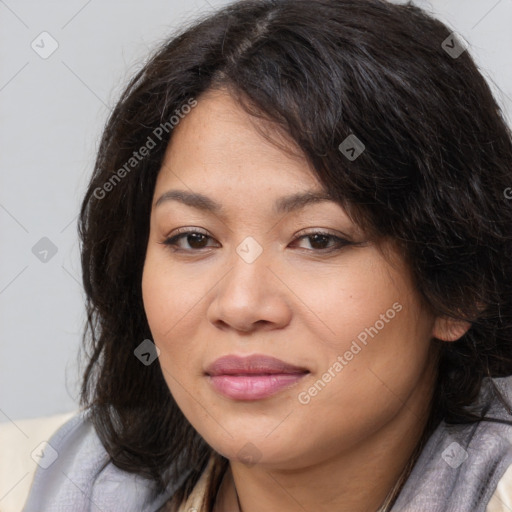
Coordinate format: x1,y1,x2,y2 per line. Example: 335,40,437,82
1,0,511,423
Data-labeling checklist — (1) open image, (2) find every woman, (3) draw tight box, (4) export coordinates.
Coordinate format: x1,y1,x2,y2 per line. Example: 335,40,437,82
22,0,512,511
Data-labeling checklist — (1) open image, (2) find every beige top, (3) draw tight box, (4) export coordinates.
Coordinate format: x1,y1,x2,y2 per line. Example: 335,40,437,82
175,454,215,512
175,453,235,512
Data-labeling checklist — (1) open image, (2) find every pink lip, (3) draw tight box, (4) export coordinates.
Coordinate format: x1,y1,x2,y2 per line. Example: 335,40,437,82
205,354,310,400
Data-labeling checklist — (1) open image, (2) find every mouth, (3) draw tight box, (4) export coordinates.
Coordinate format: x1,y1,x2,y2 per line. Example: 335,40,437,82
204,354,310,400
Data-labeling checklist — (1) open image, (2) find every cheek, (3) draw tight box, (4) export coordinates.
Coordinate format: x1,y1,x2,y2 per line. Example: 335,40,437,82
142,266,172,339
300,301,434,434
293,260,434,415
142,261,194,406
141,252,208,389
142,252,198,339
288,257,407,352
289,318,434,460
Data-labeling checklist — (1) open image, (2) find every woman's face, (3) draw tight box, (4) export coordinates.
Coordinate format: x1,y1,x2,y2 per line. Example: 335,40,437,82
142,88,448,469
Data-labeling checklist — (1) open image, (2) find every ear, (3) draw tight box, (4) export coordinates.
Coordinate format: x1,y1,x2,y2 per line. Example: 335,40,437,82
432,316,472,342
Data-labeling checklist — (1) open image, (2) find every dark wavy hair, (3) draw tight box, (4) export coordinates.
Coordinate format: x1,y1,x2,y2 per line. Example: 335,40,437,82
77,0,512,509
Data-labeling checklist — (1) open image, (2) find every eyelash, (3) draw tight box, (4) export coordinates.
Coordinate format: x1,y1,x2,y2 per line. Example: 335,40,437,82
158,228,353,254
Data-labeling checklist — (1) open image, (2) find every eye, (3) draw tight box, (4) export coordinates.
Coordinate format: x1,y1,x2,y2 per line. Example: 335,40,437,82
290,230,353,252
158,228,354,254
159,228,218,252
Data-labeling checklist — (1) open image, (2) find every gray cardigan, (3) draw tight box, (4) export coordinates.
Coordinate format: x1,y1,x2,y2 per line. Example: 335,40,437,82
22,376,512,512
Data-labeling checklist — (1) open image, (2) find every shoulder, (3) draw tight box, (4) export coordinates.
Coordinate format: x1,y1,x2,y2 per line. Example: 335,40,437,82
21,409,111,511
21,409,182,512
0,410,76,512
484,376,512,511
393,376,512,512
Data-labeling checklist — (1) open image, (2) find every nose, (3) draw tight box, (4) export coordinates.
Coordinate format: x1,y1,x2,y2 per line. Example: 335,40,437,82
206,242,292,333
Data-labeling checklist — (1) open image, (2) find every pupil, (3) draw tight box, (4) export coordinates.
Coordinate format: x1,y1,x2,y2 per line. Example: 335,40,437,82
310,234,329,249
189,233,206,248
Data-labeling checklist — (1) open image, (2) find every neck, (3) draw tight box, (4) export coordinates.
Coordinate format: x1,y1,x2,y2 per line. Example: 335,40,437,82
215,366,437,512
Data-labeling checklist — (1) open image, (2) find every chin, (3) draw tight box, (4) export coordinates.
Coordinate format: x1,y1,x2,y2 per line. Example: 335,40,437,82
199,427,307,468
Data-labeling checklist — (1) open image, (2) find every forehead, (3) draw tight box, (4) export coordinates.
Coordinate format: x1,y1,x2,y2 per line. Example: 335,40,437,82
155,88,319,190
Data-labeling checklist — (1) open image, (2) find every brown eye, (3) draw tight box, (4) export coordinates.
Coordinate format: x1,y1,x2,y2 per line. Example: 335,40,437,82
291,231,352,252
181,232,209,249
160,229,218,252
303,234,333,250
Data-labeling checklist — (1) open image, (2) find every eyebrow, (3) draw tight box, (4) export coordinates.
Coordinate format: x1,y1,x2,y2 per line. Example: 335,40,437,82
154,189,337,216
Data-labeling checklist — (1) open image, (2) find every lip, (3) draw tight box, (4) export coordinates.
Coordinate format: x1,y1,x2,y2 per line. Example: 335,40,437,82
205,354,310,400
205,354,309,376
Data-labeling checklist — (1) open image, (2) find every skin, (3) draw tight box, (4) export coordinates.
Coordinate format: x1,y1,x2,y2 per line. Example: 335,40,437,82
141,88,470,512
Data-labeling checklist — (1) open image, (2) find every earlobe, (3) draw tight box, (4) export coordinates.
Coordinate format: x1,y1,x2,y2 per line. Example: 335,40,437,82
432,316,472,342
